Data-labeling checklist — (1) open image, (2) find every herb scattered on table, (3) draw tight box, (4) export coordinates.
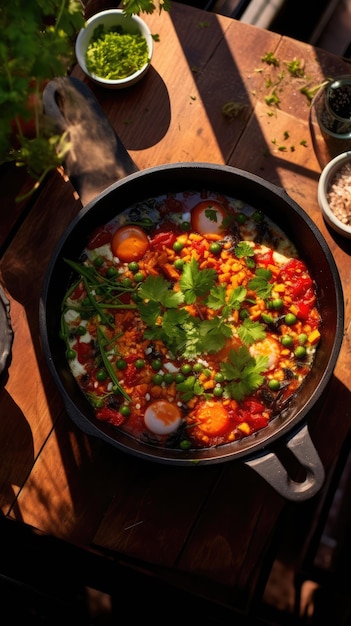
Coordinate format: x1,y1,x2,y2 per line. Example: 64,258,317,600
284,58,305,78
261,52,279,67
222,101,247,120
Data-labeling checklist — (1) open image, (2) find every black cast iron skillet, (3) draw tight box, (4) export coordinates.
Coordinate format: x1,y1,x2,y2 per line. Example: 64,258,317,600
40,77,345,501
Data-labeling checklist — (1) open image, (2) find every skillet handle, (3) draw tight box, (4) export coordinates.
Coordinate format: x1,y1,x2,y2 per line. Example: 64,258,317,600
244,425,325,502
43,76,139,206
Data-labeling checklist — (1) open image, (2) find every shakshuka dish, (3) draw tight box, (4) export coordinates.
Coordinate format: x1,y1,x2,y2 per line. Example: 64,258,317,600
61,190,321,451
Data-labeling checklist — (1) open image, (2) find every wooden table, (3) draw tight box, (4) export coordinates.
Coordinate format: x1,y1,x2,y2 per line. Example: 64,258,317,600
1,1,351,617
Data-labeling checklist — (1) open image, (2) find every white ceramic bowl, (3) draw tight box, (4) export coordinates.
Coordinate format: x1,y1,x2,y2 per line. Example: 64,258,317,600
318,151,351,239
75,9,153,89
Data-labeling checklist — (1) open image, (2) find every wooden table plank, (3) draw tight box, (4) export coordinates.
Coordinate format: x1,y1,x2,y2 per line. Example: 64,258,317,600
1,1,351,614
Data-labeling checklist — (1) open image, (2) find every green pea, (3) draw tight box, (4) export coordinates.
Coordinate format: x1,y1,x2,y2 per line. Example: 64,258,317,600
294,346,307,359
164,373,174,384
203,368,211,378
120,405,131,417
253,210,264,222
180,439,192,450
174,259,184,271
281,335,293,347
134,272,145,282
181,221,191,231
180,363,192,375
131,292,142,303
116,359,127,370
213,385,224,397
214,372,225,383
268,379,280,391
134,359,145,369
128,261,139,273
272,298,284,310
106,266,118,278
93,255,104,267
236,212,247,224
152,373,163,385
94,397,104,408
151,358,162,371
239,308,249,320
175,373,185,383
193,362,203,373
209,242,222,255
120,277,133,288
298,333,308,345
285,313,297,326
75,325,87,336
173,240,183,253
96,369,108,382
66,349,76,360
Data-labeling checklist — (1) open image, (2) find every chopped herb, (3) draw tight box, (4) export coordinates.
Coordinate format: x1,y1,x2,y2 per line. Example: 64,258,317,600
222,101,247,120
285,58,305,77
265,90,280,106
300,80,329,103
86,26,149,80
261,52,279,67
235,241,255,259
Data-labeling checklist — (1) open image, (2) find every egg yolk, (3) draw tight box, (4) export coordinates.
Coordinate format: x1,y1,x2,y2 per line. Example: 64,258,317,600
191,200,227,235
111,225,149,262
193,400,229,436
144,400,182,435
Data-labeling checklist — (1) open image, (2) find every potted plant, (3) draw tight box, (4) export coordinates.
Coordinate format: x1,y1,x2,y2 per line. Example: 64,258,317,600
0,0,86,200
0,0,169,201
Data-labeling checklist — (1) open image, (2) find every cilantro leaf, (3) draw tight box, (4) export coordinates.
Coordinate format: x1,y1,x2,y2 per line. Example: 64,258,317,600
137,300,161,327
180,258,217,304
206,284,247,313
237,318,266,345
176,375,204,402
227,285,247,310
197,318,232,353
206,284,227,310
248,267,273,298
220,347,268,401
235,242,255,258
138,275,184,308
204,207,220,222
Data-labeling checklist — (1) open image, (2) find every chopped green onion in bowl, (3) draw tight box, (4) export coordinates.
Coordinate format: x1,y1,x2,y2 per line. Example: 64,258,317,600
75,9,154,89
86,25,149,80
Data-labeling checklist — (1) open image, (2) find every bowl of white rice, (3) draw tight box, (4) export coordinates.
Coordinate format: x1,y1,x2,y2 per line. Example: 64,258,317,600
318,151,351,238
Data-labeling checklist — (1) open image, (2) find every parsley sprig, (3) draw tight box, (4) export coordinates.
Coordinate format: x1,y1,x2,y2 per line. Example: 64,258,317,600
221,347,268,402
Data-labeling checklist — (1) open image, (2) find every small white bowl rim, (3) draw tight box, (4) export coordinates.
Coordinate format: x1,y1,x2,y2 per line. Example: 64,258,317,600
75,9,153,87
318,150,351,237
